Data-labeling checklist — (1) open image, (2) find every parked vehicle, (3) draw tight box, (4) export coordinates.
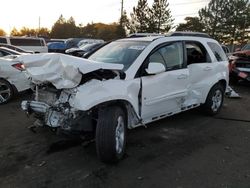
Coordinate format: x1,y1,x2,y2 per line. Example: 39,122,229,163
0,43,34,54
228,43,250,82
19,34,229,163
65,42,105,57
65,38,86,49
0,56,30,104
47,42,66,53
77,39,104,47
0,47,23,58
0,36,48,53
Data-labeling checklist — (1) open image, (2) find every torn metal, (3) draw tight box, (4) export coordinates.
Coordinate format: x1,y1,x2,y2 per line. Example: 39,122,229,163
16,53,124,89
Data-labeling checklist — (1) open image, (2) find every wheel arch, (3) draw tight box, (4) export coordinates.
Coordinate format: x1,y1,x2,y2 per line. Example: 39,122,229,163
204,79,227,103
91,99,141,129
0,77,18,94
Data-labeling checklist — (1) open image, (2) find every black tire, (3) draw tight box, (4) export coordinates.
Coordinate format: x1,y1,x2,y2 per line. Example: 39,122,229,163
0,79,14,105
202,84,225,116
96,106,127,163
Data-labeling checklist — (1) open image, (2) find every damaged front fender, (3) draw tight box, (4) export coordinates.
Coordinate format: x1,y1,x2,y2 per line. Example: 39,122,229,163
70,78,141,117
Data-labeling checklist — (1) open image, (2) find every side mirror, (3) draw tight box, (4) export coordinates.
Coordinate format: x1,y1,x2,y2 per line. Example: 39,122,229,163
146,62,166,75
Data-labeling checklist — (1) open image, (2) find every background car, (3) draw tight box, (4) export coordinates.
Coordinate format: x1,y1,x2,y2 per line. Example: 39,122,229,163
0,43,34,54
0,56,30,104
0,47,23,58
47,41,66,53
65,42,105,57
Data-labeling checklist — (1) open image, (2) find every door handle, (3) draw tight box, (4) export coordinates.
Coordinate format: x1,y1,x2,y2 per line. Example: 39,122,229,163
204,66,212,71
177,74,188,79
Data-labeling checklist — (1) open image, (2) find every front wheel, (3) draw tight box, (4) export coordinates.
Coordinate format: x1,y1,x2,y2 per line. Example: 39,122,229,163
96,106,127,163
202,84,225,116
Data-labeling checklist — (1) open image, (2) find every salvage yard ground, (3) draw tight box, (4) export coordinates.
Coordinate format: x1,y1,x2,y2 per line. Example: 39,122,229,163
0,83,250,188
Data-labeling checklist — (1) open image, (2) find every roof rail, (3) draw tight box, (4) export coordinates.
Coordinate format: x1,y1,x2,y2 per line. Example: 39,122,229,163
167,31,211,38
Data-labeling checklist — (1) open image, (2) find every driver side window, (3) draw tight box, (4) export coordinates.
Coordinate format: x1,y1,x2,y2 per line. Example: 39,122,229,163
137,42,184,77
148,42,184,70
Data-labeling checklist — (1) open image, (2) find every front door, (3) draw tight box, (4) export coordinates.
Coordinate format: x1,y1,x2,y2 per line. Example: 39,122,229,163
140,41,189,123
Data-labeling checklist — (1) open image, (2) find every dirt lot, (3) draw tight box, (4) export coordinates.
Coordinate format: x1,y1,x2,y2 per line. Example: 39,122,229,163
0,83,250,188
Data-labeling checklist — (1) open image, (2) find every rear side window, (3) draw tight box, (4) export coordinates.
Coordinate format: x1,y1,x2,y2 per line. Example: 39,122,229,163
10,38,42,46
185,41,211,65
207,42,228,62
0,37,7,44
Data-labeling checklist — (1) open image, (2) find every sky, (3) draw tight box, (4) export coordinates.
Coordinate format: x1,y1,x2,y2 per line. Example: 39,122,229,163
0,0,209,34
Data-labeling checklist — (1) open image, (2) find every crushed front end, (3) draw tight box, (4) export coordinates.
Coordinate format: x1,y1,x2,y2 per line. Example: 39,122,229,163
21,84,93,132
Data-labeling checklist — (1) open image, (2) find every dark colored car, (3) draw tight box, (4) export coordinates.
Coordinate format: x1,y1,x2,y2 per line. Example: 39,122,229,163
65,42,105,57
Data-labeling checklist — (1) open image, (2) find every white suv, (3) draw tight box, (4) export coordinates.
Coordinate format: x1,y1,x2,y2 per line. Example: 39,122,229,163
19,34,229,163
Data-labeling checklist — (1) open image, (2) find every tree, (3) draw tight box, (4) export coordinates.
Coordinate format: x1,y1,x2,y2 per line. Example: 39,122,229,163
176,17,205,32
199,0,250,43
129,0,150,33
149,0,173,33
10,27,20,36
0,29,6,36
37,27,50,38
118,10,130,37
50,15,79,38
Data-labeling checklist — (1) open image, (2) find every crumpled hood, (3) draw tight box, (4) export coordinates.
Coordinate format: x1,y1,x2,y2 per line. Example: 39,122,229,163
17,53,124,89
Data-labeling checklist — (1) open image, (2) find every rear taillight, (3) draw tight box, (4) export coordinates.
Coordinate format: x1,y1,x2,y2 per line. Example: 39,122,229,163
12,63,25,71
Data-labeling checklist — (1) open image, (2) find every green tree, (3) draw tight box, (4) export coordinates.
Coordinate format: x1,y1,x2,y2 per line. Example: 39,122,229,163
176,17,205,32
118,10,130,37
199,0,250,43
80,22,126,40
50,15,79,38
129,0,150,33
0,28,6,36
149,0,173,33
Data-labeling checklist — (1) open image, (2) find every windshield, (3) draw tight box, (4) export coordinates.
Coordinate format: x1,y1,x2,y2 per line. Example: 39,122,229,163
88,41,149,70
242,44,250,51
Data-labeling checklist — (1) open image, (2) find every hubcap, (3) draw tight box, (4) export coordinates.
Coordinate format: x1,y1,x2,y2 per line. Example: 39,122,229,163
0,82,11,103
211,89,222,112
115,116,125,154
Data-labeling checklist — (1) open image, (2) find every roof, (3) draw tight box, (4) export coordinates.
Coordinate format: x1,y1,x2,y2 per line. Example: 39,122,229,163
119,36,164,42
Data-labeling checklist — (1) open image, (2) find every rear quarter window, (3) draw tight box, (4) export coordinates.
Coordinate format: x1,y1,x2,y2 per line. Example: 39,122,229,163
207,42,228,62
10,38,42,46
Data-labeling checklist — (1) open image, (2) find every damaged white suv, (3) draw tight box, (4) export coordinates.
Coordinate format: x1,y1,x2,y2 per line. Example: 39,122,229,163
19,35,229,163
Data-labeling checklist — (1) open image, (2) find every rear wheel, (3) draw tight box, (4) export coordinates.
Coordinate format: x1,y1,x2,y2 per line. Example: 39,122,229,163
202,84,224,115
96,106,127,163
0,79,14,105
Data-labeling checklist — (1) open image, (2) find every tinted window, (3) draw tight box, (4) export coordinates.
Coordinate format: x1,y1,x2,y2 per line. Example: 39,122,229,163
0,37,7,44
10,38,42,46
185,42,211,65
208,42,228,61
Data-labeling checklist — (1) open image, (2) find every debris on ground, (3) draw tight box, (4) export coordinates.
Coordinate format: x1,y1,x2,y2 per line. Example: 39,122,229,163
225,86,241,98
